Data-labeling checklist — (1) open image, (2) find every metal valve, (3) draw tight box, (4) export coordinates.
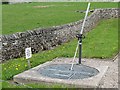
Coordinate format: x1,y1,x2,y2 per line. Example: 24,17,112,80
76,34,85,40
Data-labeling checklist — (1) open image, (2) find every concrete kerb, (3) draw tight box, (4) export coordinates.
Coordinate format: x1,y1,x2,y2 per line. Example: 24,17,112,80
13,58,110,88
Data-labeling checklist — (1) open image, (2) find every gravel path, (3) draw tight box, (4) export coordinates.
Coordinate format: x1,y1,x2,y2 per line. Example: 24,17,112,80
98,57,118,88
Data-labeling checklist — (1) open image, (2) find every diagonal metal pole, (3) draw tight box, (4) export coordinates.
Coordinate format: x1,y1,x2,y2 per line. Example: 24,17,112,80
70,2,91,70
80,2,91,35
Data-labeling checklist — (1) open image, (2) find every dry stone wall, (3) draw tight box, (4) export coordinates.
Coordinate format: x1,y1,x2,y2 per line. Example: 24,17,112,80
1,8,119,62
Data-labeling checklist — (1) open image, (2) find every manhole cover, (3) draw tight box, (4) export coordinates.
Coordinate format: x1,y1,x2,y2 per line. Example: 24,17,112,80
38,64,99,79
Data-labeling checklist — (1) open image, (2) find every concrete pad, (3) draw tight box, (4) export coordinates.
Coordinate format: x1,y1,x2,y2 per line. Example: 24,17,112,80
13,58,108,88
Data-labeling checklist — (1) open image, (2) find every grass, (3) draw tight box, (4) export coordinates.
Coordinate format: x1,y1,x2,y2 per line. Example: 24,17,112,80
2,18,118,82
1,2,119,88
82,18,119,58
2,2,118,34
1,18,119,88
2,81,70,89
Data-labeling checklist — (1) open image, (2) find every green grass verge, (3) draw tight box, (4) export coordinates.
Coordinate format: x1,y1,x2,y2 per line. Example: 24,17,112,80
2,18,118,82
82,18,119,58
2,2,118,34
2,81,70,89
2,81,28,88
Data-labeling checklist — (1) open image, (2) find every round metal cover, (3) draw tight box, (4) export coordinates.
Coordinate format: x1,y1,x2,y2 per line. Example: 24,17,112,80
38,64,99,80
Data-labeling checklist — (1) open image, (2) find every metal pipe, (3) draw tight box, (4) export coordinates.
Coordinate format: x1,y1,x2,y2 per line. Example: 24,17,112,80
78,3,91,64
70,2,91,70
